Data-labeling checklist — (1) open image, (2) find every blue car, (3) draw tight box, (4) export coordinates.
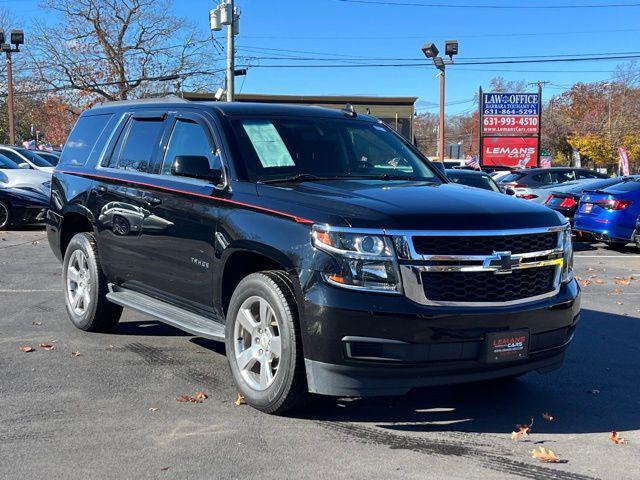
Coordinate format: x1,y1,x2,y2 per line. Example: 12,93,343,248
0,186,48,229
574,177,640,247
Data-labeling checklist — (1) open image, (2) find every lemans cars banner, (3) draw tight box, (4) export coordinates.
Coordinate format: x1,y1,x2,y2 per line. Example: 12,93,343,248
479,88,542,167
482,137,538,168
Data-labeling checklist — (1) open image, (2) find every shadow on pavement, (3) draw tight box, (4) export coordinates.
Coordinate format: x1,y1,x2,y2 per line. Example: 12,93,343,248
114,320,191,336
293,309,640,434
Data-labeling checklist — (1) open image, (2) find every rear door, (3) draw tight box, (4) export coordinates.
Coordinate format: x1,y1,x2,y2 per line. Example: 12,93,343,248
128,111,223,314
91,111,168,285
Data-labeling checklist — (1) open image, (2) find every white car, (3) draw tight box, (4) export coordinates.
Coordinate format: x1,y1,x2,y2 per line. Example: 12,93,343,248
0,145,55,173
0,154,51,194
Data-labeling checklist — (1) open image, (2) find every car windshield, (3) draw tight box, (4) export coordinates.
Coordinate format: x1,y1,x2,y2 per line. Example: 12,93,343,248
15,148,53,167
0,154,20,169
447,172,501,193
499,172,524,183
36,152,60,166
231,117,439,183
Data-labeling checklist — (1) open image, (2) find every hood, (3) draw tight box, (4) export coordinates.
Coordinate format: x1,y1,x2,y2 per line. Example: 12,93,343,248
0,169,50,191
256,179,565,230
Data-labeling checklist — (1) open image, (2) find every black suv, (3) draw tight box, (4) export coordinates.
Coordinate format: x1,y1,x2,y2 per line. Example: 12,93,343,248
47,99,580,413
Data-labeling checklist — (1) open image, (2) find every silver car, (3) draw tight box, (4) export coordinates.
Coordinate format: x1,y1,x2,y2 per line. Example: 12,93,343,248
0,145,55,173
0,154,51,194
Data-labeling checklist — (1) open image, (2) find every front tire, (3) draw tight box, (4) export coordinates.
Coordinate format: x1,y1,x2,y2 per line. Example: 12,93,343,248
0,200,11,229
62,232,122,332
225,271,306,414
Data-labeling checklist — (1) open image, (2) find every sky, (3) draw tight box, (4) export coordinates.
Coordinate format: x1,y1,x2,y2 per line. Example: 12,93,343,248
3,0,640,114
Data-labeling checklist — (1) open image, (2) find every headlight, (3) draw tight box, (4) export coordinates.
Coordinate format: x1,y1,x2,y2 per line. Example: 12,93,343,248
561,226,574,283
312,225,401,293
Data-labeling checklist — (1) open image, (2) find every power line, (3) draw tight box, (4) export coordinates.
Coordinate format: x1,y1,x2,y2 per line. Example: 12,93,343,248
336,0,640,8
239,53,640,68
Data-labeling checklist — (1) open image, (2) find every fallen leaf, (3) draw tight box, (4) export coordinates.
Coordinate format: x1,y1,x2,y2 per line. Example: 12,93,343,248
148,407,159,412
511,418,533,440
160,466,170,471
39,343,56,351
581,279,592,287
531,446,561,463
19,346,34,352
609,431,628,444
616,301,623,305
595,279,605,285
32,321,42,326
542,412,555,422
31,240,39,246
235,393,246,406
612,288,622,295
615,276,634,286
177,392,206,404
71,351,81,357
586,267,594,272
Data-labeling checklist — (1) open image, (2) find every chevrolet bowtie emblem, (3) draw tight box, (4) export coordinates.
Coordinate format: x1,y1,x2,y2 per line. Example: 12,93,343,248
483,251,520,274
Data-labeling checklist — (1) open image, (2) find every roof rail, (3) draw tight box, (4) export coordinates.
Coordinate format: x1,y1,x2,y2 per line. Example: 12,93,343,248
92,94,189,109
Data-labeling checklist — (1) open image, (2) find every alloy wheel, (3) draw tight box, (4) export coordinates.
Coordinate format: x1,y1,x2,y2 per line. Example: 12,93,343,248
233,295,282,391
66,250,92,316
0,202,8,228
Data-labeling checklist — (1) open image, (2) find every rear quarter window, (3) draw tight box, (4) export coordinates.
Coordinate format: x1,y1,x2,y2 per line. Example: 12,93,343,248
59,113,113,167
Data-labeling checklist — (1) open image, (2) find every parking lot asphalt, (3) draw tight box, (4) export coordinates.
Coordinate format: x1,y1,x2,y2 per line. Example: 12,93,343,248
1,229,639,480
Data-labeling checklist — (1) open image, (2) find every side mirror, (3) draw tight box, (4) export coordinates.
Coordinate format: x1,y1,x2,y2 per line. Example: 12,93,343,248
505,187,516,196
171,155,222,183
18,162,30,169
431,161,446,176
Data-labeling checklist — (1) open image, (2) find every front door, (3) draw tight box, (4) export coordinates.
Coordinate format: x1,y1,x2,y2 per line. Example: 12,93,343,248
131,112,223,315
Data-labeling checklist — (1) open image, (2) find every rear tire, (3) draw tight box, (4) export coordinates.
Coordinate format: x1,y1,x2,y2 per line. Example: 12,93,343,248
225,271,306,414
62,232,122,332
0,200,11,229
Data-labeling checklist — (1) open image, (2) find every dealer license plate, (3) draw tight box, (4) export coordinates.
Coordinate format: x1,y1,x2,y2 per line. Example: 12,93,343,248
580,203,594,213
484,330,529,363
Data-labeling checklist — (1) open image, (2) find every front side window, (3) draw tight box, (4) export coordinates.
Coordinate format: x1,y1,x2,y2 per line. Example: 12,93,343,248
15,148,53,167
550,170,575,184
113,118,164,172
0,149,27,166
232,117,438,183
161,119,220,175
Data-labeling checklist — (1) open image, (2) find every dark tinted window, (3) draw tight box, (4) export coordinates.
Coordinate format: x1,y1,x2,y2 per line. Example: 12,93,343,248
60,113,113,166
549,170,575,184
0,154,20,169
161,119,219,175
0,149,27,166
499,172,524,183
113,118,164,172
15,148,52,167
36,152,60,166
532,172,550,183
446,172,501,192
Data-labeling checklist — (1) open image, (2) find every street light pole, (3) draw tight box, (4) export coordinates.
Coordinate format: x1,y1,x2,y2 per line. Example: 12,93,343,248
1,29,23,145
6,51,15,145
438,69,445,161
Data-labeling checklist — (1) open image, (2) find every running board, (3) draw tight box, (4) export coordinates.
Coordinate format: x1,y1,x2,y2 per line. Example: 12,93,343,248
106,286,225,341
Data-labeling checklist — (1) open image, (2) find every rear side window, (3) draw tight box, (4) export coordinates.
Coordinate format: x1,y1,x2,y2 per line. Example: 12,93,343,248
60,114,113,166
0,149,26,165
110,118,164,172
0,154,19,169
549,170,575,184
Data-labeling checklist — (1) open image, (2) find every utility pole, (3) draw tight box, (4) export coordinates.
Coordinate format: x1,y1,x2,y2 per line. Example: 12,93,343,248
210,0,240,101
438,70,445,161
1,29,24,145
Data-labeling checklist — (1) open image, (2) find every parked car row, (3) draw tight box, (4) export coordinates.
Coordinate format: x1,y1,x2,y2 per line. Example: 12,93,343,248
0,146,57,229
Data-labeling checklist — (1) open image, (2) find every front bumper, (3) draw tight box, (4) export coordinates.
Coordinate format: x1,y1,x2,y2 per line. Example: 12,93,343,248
300,279,580,397
13,206,47,226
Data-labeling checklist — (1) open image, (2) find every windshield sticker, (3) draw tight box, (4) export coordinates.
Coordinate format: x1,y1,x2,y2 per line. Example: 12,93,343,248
242,120,295,168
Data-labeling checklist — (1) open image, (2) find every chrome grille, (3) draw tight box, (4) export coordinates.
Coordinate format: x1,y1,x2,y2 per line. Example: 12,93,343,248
392,227,566,307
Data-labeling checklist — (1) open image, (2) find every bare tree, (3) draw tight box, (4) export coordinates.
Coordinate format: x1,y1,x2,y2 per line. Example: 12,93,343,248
27,0,221,105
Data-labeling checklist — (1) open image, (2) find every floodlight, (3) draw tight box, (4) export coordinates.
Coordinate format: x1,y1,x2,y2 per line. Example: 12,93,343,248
421,43,439,58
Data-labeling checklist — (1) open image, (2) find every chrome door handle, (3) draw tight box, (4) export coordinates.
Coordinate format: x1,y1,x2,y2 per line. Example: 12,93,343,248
144,195,162,206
